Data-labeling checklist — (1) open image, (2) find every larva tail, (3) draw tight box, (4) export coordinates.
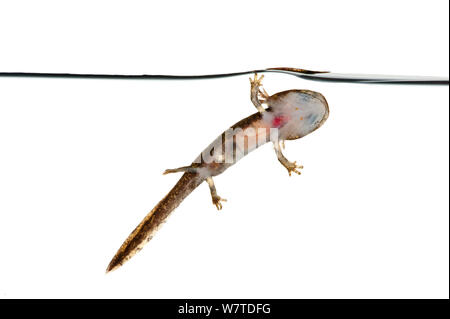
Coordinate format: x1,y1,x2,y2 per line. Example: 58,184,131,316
106,172,203,273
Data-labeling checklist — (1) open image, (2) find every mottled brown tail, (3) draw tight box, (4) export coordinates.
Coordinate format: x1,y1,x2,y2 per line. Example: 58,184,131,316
106,172,204,272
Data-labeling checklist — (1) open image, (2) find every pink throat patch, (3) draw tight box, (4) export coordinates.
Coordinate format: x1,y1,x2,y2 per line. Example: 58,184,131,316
272,115,287,128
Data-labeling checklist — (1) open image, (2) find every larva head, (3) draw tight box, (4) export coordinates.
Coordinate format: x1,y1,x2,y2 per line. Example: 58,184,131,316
265,90,329,140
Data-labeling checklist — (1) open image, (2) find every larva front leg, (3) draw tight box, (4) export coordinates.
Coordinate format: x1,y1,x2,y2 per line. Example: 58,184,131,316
273,140,303,176
249,73,269,113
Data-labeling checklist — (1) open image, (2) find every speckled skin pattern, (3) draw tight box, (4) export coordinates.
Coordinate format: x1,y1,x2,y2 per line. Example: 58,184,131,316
106,78,329,272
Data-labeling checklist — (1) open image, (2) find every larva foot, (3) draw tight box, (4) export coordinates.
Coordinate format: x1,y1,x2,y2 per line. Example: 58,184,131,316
212,195,227,210
283,161,303,176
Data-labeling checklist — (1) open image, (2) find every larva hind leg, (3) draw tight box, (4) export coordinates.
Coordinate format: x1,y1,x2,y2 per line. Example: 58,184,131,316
206,177,227,210
163,165,198,175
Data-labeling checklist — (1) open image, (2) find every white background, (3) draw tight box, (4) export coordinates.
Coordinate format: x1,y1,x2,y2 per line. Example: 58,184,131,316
0,0,448,298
